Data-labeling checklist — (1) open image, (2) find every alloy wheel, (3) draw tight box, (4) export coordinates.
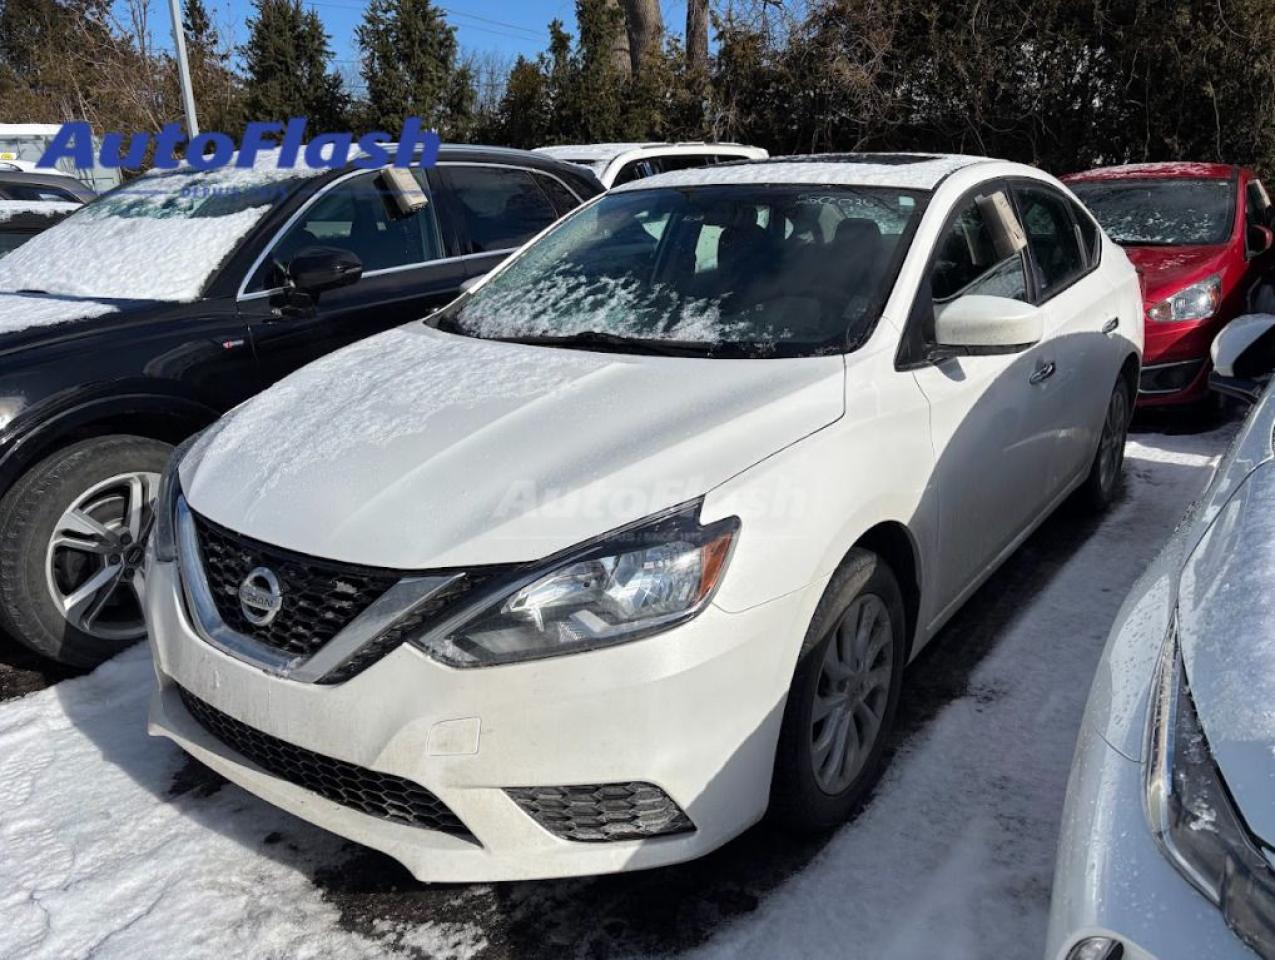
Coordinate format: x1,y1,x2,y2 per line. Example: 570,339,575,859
44,471,159,642
810,593,895,795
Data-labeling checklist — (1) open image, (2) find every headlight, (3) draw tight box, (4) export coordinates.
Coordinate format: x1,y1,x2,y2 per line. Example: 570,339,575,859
410,500,738,668
1145,620,1275,954
151,433,202,563
1146,274,1222,322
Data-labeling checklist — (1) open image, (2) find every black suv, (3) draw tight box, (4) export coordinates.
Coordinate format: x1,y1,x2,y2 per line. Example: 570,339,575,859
0,145,600,666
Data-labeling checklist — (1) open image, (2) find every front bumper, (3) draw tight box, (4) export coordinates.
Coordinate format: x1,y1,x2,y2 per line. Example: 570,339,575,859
146,557,816,881
1046,717,1255,960
1137,316,1222,406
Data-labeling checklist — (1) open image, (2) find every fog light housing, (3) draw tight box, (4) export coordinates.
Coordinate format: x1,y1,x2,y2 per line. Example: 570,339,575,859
1066,936,1124,960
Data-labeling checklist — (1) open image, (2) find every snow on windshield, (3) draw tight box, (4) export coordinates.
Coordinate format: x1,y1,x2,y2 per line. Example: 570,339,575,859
0,158,311,302
446,184,922,354
1069,178,1234,246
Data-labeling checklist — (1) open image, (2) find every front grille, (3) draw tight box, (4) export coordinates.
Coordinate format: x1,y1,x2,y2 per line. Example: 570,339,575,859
506,782,695,842
178,687,473,837
191,511,398,660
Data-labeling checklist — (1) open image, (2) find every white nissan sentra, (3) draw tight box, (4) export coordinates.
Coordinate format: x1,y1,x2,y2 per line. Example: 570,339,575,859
145,153,1143,881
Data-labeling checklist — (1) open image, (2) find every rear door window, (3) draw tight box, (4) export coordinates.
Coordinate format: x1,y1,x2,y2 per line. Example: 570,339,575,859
531,172,583,217
435,165,560,254
1012,183,1088,299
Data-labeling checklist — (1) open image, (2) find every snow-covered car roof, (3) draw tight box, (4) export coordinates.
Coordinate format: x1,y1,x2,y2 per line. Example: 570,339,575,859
609,152,991,193
535,142,764,164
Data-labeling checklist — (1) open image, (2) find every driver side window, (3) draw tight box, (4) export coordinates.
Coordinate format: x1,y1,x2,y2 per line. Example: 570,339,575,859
248,171,440,292
930,194,1029,304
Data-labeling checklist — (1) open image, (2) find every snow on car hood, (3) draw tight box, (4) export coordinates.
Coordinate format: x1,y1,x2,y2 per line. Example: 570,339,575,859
182,324,845,568
1178,460,1275,846
0,291,116,335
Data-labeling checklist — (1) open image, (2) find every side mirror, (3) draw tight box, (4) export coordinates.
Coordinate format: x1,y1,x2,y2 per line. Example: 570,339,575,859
1209,314,1275,404
1248,224,1274,260
288,246,363,297
932,295,1043,357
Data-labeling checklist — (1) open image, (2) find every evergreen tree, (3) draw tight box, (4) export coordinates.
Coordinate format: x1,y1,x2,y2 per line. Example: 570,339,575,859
493,55,550,148
356,0,458,133
241,0,348,132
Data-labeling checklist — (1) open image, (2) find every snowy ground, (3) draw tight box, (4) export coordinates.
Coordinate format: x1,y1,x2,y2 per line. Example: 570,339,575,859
0,423,1235,960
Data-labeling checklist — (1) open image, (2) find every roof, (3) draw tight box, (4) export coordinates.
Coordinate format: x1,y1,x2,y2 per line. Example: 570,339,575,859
534,142,760,163
1062,162,1238,183
610,152,990,192
0,170,96,201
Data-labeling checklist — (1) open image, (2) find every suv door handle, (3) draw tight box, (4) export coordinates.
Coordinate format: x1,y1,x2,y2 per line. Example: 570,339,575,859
1102,317,1119,336
1029,361,1056,384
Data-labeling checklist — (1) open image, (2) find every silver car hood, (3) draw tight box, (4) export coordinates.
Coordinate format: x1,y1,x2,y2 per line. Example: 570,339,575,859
182,323,845,568
1179,460,1275,847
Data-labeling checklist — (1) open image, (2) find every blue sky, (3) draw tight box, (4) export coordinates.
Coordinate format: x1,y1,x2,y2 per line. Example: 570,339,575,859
145,0,690,94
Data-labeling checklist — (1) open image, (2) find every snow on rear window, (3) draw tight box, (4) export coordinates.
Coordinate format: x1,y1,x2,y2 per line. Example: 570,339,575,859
0,159,311,302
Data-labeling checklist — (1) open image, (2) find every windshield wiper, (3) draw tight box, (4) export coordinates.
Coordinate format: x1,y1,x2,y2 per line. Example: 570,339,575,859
487,330,716,357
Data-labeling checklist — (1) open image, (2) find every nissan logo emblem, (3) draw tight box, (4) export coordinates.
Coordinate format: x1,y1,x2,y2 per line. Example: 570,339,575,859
238,566,283,626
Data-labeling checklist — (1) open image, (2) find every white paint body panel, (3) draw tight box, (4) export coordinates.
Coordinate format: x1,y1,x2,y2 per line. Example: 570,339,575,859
154,158,1143,880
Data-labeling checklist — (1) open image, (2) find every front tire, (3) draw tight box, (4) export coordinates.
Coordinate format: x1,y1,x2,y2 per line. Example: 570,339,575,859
0,435,172,667
1080,377,1132,511
770,549,907,832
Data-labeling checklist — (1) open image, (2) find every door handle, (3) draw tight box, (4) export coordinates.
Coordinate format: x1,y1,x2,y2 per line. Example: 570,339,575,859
1102,317,1119,336
1029,361,1056,384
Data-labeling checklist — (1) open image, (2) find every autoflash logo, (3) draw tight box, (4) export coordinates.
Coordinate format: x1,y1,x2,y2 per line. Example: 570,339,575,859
37,117,440,173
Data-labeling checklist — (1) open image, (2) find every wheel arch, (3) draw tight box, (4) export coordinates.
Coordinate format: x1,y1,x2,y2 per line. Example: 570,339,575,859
0,394,218,500
851,520,922,659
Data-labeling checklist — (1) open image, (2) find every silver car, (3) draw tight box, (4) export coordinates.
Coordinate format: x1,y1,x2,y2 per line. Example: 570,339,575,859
1047,315,1275,960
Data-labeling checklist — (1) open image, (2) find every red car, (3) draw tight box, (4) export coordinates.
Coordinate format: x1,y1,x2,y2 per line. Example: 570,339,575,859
1064,162,1273,407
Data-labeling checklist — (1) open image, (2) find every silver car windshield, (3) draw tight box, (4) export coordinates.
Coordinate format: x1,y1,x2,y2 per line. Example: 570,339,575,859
439,184,925,357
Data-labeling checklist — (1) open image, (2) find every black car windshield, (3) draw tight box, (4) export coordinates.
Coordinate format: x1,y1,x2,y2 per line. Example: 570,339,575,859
436,184,925,357
0,163,310,302
1069,178,1235,246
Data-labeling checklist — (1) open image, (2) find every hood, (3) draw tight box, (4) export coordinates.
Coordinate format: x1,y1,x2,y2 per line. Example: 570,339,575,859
1123,244,1229,302
1178,460,1275,847
0,291,121,340
182,324,845,568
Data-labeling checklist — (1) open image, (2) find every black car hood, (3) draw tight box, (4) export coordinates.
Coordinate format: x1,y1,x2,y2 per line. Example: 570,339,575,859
0,291,167,350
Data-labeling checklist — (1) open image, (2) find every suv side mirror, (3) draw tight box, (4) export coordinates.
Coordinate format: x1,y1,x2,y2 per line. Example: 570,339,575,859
288,246,363,297
932,295,1043,357
1210,314,1275,404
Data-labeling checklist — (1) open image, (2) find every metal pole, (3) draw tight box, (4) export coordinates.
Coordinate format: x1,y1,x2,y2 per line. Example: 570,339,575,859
168,0,200,137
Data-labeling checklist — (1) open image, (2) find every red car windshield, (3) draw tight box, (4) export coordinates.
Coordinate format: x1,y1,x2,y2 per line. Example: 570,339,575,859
1069,178,1234,246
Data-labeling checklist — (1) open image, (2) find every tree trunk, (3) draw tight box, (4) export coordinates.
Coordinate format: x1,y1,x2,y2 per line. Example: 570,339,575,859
605,0,631,77
622,0,663,74
686,0,708,76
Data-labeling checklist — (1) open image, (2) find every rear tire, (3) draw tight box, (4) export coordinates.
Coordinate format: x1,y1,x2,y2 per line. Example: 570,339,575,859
1080,377,1131,512
0,435,172,667
770,549,907,833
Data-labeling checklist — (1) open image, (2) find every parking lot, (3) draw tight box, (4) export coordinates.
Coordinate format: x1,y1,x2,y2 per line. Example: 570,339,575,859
0,418,1234,960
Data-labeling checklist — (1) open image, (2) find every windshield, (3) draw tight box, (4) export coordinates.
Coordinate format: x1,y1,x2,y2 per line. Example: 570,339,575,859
437,184,924,357
1069,178,1235,246
0,163,309,302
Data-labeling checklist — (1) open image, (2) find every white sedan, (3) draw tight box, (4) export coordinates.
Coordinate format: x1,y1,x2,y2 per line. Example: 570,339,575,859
144,153,1142,881
1047,318,1275,960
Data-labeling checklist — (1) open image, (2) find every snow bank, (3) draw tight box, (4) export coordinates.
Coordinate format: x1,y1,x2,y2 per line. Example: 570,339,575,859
0,646,485,960
0,292,115,336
